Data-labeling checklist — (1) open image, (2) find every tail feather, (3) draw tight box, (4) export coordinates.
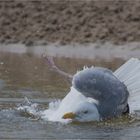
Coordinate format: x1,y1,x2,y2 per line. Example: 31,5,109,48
114,58,140,113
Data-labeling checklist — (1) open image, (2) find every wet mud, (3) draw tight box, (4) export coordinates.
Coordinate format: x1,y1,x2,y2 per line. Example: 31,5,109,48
0,1,140,45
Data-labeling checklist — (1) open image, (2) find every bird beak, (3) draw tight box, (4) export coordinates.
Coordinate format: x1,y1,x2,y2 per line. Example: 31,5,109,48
62,112,76,119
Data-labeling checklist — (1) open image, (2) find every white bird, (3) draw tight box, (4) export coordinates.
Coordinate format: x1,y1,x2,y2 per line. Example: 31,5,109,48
42,58,140,123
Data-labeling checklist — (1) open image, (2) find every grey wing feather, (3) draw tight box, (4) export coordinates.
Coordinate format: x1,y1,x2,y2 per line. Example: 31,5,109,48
72,67,129,119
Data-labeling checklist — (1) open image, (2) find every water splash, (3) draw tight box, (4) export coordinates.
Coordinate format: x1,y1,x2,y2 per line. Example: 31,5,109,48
16,97,65,122
16,97,41,120
15,87,89,124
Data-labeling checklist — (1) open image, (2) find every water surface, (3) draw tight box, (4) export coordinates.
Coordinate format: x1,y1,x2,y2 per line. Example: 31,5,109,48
0,43,140,139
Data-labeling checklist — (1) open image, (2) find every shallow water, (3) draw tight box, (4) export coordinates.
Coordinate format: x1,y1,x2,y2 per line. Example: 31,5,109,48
0,104,140,140
0,43,140,139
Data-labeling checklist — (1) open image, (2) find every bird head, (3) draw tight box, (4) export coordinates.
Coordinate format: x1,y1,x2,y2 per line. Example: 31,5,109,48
62,100,100,122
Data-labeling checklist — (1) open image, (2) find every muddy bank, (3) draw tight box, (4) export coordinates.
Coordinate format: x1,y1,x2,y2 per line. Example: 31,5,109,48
0,0,140,45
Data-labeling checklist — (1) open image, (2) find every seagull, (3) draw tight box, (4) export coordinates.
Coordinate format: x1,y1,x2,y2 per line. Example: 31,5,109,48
43,57,140,123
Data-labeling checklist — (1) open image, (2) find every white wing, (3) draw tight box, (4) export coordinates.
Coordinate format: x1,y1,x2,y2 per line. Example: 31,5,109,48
114,58,140,113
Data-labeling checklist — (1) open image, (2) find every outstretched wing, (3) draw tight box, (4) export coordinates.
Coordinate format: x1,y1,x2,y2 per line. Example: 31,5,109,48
114,58,140,113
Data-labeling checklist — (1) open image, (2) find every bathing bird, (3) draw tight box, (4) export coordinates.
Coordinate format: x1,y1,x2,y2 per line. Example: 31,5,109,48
44,57,140,122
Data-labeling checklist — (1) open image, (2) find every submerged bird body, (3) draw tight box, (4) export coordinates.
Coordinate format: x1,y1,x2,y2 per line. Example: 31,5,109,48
73,67,129,120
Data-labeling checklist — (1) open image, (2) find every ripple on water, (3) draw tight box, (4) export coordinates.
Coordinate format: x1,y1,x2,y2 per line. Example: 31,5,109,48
0,99,140,139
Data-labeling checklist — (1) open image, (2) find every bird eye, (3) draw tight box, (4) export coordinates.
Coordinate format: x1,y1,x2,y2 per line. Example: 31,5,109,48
83,110,88,114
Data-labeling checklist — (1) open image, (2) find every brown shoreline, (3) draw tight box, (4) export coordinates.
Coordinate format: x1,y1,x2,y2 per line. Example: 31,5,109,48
0,0,140,45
